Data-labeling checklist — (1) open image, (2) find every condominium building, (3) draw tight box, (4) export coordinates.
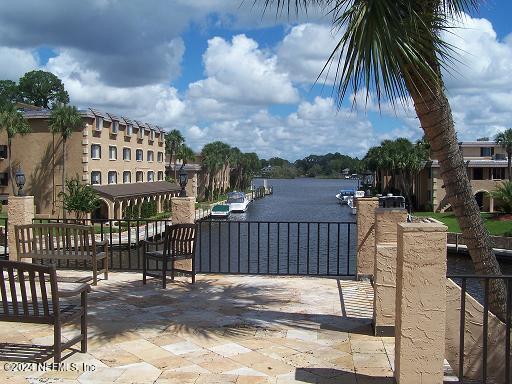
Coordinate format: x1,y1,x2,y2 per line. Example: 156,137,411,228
0,107,180,219
415,141,509,212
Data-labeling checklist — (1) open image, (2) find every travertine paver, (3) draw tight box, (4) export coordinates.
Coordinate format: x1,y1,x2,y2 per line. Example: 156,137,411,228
0,272,396,383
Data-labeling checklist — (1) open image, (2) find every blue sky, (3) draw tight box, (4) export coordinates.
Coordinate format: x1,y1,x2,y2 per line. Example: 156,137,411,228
1,1,511,161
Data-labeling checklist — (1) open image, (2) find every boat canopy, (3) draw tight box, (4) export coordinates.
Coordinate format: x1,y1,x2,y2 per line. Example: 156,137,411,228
212,204,229,212
227,192,246,204
338,189,355,196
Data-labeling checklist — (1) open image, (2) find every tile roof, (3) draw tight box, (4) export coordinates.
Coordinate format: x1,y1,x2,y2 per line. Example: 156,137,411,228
92,181,180,200
89,108,112,122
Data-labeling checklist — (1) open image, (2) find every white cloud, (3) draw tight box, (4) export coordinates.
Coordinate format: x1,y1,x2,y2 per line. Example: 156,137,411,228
277,23,339,84
188,34,299,105
45,50,186,125
0,46,38,81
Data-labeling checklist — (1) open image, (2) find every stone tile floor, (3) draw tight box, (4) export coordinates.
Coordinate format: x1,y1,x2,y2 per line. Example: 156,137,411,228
0,272,396,383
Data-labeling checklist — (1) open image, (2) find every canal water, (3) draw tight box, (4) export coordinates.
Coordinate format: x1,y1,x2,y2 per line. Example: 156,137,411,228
196,178,359,275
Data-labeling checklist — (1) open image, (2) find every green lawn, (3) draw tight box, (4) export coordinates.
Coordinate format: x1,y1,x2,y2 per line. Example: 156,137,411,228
414,211,512,236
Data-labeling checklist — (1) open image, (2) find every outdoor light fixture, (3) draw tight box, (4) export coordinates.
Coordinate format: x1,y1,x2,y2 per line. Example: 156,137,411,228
15,167,26,196
179,164,188,197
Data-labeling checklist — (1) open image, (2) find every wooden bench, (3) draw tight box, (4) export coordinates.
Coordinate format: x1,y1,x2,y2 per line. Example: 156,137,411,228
0,260,90,363
15,223,109,285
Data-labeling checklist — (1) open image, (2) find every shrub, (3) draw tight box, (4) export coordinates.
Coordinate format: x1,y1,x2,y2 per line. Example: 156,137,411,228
490,181,512,214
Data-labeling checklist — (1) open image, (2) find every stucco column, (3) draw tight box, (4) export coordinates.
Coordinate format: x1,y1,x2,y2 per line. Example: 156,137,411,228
372,207,407,336
489,196,494,213
171,196,195,225
8,196,35,261
356,197,379,279
171,196,196,272
395,222,447,384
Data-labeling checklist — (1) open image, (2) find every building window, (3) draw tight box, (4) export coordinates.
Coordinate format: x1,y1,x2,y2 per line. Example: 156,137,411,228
158,171,163,181
95,117,103,131
480,147,494,157
147,171,154,182
147,150,154,162
91,171,101,185
492,167,506,180
123,171,131,183
108,171,117,184
123,147,131,161
136,149,143,161
91,144,101,159
138,128,144,140
0,145,7,159
109,145,117,160
473,168,484,180
157,152,163,162
0,172,8,186
126,124,132,137
136,171,143,182
149,130,155,141
112,121,119,134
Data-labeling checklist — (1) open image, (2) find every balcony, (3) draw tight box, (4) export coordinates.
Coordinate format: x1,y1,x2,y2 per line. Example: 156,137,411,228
0,271,398,383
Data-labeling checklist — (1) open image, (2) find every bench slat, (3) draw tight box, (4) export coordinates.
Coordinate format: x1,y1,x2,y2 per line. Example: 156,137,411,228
28,270,39,316
0,267,8,314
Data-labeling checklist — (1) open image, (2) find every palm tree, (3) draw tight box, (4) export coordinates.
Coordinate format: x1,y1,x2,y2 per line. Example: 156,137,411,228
176,144,196,166
49,104,84,218
256,0,507,317
495,128,512,181
0,105,31,194
165,129,184,180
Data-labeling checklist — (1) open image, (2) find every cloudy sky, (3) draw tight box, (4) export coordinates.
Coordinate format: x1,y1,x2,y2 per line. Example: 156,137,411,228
1,0,511,160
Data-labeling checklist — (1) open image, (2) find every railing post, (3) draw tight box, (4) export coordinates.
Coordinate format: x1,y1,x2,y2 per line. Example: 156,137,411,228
7,195,35,261
372,207,407,336
395,221,447,384
355,197,379,279
171,196,196,273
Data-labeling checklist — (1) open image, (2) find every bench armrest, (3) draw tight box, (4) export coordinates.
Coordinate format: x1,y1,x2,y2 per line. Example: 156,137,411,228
97,240,108,246
58,283,91,298
141,238,165,252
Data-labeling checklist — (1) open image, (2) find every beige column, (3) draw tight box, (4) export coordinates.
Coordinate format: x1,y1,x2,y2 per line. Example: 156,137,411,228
355,197,379,278
372,207,407,335
8,196,35,261
171,197,195,224
118,200,124,219
395,222,447,384
489,196,494,213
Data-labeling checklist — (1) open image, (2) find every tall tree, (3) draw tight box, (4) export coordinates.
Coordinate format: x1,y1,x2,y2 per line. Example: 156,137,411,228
0,105,31,194
49,104,84,218
176,143,196,165
256,0,507,317
165,129,184,179
495,128,512,181
0,80,19,110
201,141,231,200
18,70,69,109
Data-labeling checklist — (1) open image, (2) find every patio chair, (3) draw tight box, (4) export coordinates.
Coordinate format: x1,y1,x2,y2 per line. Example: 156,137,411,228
142,224,198,288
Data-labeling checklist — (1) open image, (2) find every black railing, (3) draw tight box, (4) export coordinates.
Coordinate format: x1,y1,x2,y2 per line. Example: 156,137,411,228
29,218,356,276
448,274,512,384
196,220,356,276
0,217,7,260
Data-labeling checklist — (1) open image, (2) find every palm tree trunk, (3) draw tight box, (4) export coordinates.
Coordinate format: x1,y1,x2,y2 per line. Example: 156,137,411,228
508,150,511,181
8,138,15,195
62,138,67,219
410,80,507,319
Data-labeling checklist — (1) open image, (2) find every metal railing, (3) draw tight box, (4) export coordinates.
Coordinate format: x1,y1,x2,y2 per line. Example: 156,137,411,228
28,218,356,276
196,220,356,276
0,217,7,260
448,274,512,384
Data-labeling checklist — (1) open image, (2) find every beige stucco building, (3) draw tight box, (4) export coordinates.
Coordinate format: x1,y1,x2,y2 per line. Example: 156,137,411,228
416,141,509,212
0,107,180,219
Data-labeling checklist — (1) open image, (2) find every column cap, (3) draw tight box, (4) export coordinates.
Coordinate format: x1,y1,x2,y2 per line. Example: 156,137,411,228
398,222,447,232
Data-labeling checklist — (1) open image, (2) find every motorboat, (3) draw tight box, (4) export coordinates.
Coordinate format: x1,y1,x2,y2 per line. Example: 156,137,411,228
348,190,365,215
210,204,230,218
335,189,355,205
227,191,250,212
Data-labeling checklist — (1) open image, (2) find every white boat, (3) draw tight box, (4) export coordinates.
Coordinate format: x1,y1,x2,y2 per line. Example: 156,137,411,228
210,204,230,218
335,189,355,205
227,191,250,212
347,191,365,215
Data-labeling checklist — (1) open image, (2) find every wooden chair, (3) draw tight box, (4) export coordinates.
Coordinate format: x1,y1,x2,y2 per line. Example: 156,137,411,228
142,224,198,288
15,223,109,285
0,260,90,363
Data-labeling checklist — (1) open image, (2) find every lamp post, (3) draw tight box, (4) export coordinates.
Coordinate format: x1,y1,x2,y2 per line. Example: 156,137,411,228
363,170,373,197
179,164,188,197
15,167,26,197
